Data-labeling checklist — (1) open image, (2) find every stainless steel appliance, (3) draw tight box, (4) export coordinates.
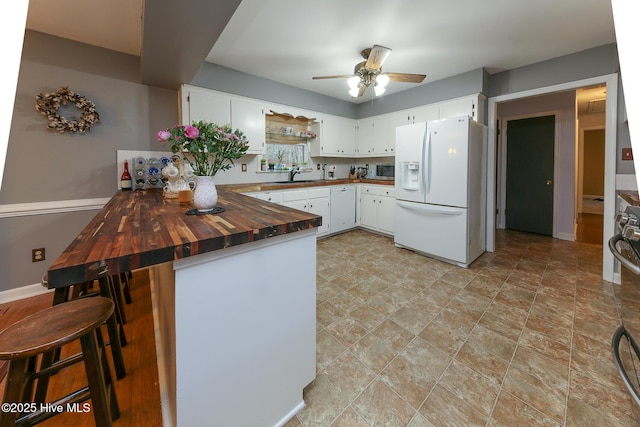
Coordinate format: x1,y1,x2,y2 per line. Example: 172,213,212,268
375,164,395,180
610,205,640,415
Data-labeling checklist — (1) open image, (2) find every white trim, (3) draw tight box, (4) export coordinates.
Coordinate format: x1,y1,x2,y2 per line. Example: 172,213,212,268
556,232,575,242
0,197,109,218
487,73,618,283
0,282,53,303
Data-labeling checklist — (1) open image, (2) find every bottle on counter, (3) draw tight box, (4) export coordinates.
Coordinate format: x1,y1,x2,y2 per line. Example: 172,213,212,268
121,160,132,190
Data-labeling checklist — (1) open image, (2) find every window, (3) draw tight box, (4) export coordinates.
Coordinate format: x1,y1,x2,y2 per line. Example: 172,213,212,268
265,143,306,166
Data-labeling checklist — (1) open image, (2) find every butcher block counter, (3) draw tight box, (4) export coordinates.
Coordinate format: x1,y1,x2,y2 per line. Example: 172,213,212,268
46,188,321,427
46,188,321,288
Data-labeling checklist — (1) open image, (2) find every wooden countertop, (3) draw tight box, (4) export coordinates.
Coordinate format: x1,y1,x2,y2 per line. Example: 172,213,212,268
46,188,321,288
618,190,640,207
222,178,394,193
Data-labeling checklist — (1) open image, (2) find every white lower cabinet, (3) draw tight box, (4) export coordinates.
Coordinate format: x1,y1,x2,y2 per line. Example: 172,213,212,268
358,185,395,235
247,184,395,237
249,188,330,237
251,191,283,204
307,189,330,237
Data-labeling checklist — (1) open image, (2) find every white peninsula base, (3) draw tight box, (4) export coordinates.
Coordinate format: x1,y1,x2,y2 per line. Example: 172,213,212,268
149,229,317,427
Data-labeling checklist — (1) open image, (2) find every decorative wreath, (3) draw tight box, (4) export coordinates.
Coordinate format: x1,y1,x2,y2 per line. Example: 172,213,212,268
35,86,100,134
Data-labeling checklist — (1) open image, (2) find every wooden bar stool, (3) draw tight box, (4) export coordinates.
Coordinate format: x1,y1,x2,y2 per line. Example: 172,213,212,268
0,297,119,427
40,275,126,380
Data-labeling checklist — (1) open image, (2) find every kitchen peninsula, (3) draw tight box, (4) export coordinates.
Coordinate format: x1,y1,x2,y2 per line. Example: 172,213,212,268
46,188,321,427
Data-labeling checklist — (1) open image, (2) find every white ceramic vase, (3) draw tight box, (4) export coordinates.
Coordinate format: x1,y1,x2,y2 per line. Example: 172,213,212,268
192,175,218,212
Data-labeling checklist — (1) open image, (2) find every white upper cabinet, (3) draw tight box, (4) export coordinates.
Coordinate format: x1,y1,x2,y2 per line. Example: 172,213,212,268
180,85,485,159
230,98,266,154
311,115,357,157
410,105,440,123
181,86,231,125
357,116,391,157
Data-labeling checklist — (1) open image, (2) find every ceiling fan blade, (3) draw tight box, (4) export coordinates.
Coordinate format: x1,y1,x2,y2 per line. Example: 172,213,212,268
386,72,427,83
365,45,392,70
312,75,354,80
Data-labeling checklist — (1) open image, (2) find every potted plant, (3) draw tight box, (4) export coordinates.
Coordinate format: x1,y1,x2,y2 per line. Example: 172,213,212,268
157,120,249,212
268,161,275,171
260,158,267,171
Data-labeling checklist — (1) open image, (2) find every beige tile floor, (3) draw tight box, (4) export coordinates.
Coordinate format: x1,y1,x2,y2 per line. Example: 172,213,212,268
285,228,639,427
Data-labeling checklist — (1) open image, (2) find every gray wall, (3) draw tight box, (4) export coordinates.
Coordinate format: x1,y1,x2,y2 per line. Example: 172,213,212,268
0,34,630,294
192,63,359,119
0,31,178,294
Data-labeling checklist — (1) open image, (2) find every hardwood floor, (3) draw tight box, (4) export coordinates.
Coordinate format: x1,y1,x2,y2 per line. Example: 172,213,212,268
0,270,163,426
576,212,604,245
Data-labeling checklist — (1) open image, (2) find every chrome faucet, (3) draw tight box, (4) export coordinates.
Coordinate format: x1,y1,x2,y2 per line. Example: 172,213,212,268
289,166,300,181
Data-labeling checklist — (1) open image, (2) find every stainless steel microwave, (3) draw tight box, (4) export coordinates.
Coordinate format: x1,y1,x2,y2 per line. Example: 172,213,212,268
375,164,395,180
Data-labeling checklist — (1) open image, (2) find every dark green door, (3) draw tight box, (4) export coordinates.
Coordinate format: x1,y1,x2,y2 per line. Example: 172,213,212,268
505,115,555,235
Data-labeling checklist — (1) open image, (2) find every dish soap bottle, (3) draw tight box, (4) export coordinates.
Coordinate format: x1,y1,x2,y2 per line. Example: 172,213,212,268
121,160,132,190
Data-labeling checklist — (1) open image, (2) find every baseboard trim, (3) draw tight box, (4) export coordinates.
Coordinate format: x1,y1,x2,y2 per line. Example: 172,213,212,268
0,282,53,303
555,232,575,242
0,198,110,219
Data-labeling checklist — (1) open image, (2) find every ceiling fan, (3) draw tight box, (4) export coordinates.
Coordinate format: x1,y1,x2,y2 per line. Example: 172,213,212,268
312,45,426,97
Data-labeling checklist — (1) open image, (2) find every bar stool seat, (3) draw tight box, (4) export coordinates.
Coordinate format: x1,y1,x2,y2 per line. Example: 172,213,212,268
0,297,119,427
40,274,126,380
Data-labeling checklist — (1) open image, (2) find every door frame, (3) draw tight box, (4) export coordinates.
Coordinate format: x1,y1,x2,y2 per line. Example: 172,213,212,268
487,73,618,283
497,111,561,237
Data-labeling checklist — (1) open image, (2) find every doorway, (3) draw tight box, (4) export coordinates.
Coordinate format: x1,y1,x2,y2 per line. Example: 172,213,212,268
576,128,605,244
504,115,556,235
487,74,618,283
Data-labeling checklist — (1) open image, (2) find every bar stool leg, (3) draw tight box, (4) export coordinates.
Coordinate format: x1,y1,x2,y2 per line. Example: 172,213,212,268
80,329,119,427
98,277,126,379
0,358,28,427
121,272,133,304
109,275,127,325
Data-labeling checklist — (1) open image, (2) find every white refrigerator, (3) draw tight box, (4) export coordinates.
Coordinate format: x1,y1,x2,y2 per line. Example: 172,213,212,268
394,116,487,267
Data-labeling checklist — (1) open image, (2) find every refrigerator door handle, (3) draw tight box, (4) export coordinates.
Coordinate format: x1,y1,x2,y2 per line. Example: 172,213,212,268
422,129,431,194
396,201,464,216
419,127,427,195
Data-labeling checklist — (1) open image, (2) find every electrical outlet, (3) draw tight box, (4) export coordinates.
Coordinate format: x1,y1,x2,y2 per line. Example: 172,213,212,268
622,148,633,160
32,248,45,262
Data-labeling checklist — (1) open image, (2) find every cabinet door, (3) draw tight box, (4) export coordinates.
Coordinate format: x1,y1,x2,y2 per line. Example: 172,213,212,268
359,192,378,229
231,99,265,154
357,117,376,155
370,116,390,155
411,105,439,123
439,97,476,120
358,116,390,156
388,112,412,155
308,196,330,236
253,192,283,204
321,115,357,156
282,199,308,212
186,90,231,125
377,196,395,234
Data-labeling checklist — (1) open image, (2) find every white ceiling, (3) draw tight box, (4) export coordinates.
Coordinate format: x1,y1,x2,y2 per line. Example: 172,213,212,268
25,0,616,104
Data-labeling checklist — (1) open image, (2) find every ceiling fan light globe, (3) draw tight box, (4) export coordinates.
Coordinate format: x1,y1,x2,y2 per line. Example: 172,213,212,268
349,87,360,97
374,86,386,96
376,74,390,88
347,75,361,89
